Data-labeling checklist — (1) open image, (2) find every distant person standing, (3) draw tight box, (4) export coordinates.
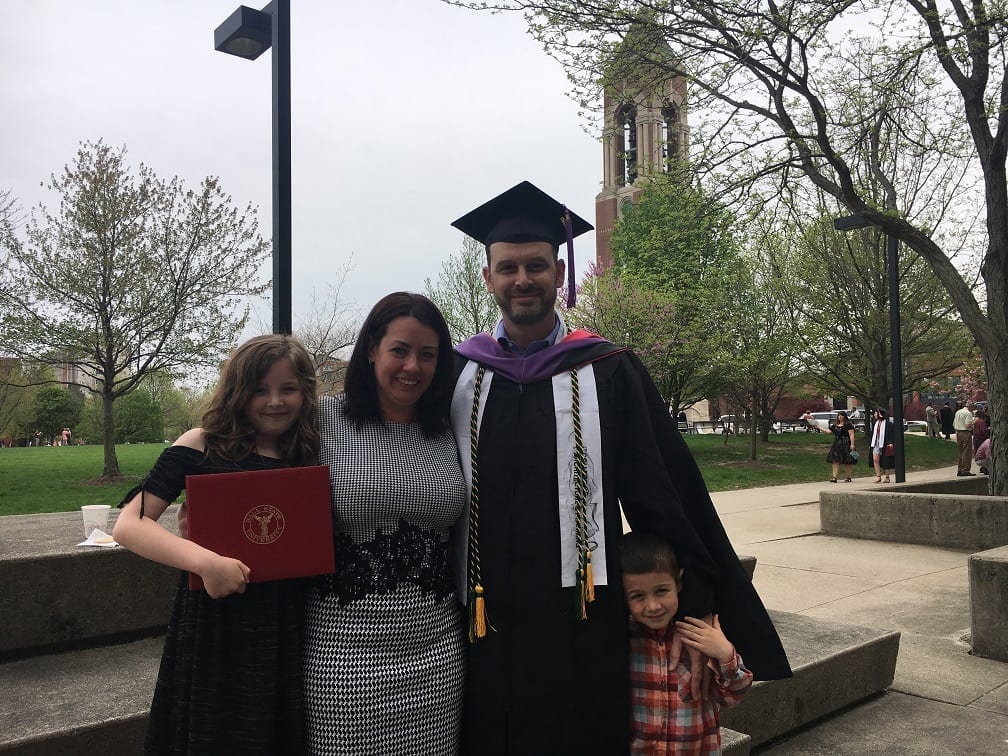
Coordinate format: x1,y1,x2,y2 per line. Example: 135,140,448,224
825,411,858,483
954,400,976,476
939,402,954,440
925,402,939,438
972,408,990,454
869,408,896,483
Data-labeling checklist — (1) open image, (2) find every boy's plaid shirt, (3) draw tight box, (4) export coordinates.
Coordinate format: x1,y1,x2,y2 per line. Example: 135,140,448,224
628,622,752,755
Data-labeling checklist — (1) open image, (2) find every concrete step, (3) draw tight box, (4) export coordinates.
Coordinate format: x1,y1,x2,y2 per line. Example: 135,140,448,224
722,727,751,754
0,612,896,754
0,637,161,755
720,611,900,748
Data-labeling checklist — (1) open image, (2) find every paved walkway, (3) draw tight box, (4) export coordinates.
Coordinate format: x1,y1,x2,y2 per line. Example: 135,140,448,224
712,465,1008,754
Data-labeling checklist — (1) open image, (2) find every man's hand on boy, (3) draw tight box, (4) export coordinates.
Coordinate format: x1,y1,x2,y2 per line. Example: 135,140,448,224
670,614,715,700
676,614,735,666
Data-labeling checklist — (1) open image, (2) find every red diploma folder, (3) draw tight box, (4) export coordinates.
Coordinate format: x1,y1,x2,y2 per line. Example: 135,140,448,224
185,465,335,591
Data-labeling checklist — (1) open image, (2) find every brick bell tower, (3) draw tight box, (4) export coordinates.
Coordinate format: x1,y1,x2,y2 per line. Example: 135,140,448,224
595,52,689,269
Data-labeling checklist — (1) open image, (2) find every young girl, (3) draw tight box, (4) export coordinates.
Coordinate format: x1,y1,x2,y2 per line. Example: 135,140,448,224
113,334,319,755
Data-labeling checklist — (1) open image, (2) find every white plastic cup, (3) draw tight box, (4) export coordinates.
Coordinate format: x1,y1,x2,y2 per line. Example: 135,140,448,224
81,505,111,538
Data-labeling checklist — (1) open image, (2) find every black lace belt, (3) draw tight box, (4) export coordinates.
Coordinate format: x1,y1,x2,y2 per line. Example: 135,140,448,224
321,519,454,606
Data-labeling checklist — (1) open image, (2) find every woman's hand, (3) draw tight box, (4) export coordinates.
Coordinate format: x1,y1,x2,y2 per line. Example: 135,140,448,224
200,554,252,599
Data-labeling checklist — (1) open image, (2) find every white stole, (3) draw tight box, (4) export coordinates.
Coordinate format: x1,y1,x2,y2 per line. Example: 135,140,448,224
450,360,609,604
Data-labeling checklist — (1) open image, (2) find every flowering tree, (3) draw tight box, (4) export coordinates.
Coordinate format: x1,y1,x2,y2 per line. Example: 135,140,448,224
0,142,268,478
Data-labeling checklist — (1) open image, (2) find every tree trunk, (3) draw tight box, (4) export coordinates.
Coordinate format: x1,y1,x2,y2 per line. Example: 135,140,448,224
749,389,758,461
984,349,1006,495
102,390,121,478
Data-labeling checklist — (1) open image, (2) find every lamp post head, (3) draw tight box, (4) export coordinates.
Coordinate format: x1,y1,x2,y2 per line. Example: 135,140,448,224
833,214,872,232
214,5,272,60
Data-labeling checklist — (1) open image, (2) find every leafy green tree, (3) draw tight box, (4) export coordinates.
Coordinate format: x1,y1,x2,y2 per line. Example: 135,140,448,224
425,236,499,344
138,370,207,440
780,215,966,411
114,389,164,444
75,397,102,445
598,169,741,416
30,386,81,441
570,263,730,419
0,360,52,443
78,388,165,444
719,246,803,455
0,141,269,478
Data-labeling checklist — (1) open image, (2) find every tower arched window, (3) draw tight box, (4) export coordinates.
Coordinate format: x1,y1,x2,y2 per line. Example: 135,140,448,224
661,104,679,170
616,103,637,186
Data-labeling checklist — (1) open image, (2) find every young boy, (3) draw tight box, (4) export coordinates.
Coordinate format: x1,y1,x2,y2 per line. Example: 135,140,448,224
622,531,753,755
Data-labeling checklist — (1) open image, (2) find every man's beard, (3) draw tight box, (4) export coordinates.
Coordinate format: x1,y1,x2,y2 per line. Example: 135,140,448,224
495,287,557,325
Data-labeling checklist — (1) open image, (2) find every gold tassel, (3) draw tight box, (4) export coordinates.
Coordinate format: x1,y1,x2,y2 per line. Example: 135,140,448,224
470,584,488,641
577,568,588,620
585,550,595,603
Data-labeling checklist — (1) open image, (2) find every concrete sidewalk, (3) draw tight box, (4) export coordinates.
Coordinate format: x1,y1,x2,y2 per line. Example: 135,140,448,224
713,465,1008,754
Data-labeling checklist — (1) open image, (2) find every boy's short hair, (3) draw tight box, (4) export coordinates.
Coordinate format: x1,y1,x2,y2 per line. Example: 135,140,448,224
621,531,682,586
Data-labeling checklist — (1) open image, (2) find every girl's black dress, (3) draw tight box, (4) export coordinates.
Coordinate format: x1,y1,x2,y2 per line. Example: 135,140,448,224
825,422,857,465
120,446,306,755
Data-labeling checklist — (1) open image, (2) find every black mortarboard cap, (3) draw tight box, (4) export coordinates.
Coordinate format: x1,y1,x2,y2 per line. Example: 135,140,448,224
451,181,593,306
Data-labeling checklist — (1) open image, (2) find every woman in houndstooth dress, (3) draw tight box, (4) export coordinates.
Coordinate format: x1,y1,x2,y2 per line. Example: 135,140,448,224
304,293,466,755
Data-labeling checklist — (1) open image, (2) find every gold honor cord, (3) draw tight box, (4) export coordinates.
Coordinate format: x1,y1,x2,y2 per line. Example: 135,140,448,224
570,367,595,619
467,365,490,641
466,364,594,639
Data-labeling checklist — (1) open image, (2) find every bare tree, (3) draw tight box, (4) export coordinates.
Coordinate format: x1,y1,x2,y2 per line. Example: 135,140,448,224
425,236,499,344
294,257,361,395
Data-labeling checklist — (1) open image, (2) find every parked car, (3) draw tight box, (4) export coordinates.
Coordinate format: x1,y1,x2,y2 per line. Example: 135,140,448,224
719,414,783,434
719,414,741,428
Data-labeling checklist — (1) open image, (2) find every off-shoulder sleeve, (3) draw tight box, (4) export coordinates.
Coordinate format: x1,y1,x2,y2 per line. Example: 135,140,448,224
118,446,206,511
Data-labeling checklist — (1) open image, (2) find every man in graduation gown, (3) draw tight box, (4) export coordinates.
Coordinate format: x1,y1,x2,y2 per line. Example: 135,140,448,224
449,181,791,755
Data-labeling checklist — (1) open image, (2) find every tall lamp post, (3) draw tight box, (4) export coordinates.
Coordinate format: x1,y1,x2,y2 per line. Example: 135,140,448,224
214,1,292,335
834,214,905,482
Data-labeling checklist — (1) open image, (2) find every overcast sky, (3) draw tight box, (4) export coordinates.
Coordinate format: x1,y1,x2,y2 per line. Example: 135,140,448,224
1,0,601,333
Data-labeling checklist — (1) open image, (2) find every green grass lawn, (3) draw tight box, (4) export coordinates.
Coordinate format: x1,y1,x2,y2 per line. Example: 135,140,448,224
0,432,956,515
689,430,953,490
0,443,168,516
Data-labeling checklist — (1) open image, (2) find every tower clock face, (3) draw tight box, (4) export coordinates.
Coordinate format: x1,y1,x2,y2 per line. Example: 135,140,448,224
621,198,634,216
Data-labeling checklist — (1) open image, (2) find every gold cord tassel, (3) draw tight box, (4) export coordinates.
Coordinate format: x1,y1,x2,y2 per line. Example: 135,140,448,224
585,550,595,603
577,569,588,620
470,584,488,641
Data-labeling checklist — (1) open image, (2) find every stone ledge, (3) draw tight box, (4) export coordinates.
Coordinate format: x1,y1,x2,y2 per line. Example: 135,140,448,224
820,491,1008,551
969,545,1008,663
0,511,179,660
720,611,900,747
886,477,990,495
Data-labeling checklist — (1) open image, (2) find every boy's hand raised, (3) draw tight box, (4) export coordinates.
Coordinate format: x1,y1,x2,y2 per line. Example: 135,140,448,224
670,615,714,700
676,614,735,665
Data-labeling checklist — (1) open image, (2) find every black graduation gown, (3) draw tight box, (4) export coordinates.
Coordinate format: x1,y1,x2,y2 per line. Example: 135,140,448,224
455,346,790,756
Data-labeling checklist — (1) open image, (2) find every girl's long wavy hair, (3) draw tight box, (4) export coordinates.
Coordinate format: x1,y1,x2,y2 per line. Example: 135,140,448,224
202,334,319,466
343,291,454,436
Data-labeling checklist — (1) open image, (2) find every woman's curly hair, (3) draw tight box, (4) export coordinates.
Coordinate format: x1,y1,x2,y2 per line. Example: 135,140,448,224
201,334,319,466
